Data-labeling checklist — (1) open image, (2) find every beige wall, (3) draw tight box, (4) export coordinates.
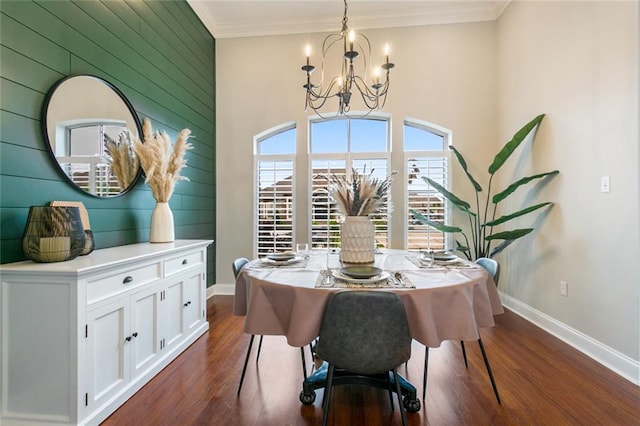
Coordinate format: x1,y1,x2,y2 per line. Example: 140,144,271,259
496,1,639,370
216,1,639,380
216,21,497,277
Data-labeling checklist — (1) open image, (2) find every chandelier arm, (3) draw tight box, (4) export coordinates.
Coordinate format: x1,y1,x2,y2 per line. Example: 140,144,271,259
307,79,341,101
352,76,385,101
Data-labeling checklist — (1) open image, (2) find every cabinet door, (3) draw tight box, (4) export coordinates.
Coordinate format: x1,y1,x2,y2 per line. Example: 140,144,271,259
162,278,184,351
130,285,160,379
183,270,204,335
86,297,130,409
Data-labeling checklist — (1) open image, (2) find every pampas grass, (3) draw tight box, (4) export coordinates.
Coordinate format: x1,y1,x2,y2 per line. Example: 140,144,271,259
132,118,193,203
329,168,397,216
104,130,139,190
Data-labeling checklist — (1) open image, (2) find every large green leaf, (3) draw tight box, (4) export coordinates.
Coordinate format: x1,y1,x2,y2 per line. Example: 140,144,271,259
488,114,545,175
493,171,559,203
485,228,533,241
422,177,471,211
485,202,552,227
411,210,463,233
450,146,482,192
455,240,471,259
490,239,515,257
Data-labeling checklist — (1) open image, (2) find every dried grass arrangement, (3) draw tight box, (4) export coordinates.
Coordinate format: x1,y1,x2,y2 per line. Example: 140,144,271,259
329,168,397,216
103,130,139,190
132,118,193,203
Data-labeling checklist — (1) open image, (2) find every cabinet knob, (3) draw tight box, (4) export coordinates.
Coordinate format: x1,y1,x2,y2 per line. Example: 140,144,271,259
182,259,188,265
125,336,132,342
132,332,138,338
123,276,133,284
183,301,191,307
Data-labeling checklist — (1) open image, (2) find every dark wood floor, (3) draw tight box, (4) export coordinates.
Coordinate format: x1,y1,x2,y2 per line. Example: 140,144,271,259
103,295,640,425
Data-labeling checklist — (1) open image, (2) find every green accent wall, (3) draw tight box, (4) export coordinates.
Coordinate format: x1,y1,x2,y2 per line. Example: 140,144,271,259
0,0,216,284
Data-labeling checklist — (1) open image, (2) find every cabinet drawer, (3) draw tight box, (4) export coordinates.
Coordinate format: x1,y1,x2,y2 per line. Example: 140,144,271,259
164,250,204,277
87,263,161,305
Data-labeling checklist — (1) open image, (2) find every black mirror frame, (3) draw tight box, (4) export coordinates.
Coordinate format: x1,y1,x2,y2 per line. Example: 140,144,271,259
41,74,143,198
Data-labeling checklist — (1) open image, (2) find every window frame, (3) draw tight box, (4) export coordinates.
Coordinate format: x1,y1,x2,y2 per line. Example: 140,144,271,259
252,115,453,256
253,121,297,258
402,117,452,251
306,113,392,249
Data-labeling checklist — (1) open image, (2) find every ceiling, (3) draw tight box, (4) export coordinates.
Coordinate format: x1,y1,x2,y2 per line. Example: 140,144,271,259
187,1,511,39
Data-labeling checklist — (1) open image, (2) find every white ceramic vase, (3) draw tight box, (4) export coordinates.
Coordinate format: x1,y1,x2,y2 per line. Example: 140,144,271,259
150,202,175,243
340,216,375,264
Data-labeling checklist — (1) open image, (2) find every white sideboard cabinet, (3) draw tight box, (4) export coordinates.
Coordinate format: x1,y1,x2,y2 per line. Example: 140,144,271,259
0,240,213,425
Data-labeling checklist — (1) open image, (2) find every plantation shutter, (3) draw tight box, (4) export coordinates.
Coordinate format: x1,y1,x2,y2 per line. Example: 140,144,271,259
310,159,346,249
352,158,390,249
407,156,447,251
256,160,294,256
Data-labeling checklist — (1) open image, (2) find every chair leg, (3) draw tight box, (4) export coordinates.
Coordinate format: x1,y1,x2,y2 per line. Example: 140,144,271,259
477,337,501,404
422,346,429,400
322,364,336,426
460,341,469,368
386,372,395,412
300,347,308,379
255,335,264,363
237,334,255,396
392,368,407,426
309,343,315,372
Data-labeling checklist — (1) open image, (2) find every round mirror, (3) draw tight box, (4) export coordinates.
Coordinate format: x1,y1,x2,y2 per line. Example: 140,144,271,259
42,75,142,197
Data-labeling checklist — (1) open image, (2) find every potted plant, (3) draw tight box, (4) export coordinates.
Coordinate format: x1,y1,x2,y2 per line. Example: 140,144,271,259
411,114,559,260
133,118,193,242
329,168,396,263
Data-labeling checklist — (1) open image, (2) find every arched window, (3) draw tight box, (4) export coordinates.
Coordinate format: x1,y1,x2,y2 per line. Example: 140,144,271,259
254,123,296,256
253,116,451,256
309,116,391,249
404,118,450,251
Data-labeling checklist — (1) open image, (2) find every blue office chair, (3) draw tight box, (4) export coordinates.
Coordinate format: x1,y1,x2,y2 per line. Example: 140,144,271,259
316,291,412,426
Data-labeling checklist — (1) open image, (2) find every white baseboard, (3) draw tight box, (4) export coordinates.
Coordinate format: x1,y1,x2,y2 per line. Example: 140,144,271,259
500,293,639,386
207,283,235,298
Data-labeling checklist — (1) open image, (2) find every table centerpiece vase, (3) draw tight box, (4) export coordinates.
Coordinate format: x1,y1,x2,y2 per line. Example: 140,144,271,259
329,168,396,264
340,215,375,264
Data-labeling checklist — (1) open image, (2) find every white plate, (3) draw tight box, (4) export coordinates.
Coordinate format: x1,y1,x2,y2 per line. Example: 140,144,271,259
333,270,390,284
421,252,457,261
340,265,382,279
267,252,296,261
419,256,462,266
263,256,304,265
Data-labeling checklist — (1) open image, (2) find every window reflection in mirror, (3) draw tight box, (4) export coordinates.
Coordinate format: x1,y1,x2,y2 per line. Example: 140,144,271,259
43,75,142,197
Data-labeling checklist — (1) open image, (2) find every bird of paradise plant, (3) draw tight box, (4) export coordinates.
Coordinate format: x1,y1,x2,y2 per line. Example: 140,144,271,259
411,114,559,260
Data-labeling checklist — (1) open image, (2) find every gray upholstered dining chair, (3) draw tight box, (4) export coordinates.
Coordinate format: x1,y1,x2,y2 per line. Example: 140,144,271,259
233,257,313,396
315,291,412,426
422,256,501,403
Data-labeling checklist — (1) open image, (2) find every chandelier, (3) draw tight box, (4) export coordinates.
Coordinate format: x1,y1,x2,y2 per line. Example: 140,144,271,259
301,0,394,117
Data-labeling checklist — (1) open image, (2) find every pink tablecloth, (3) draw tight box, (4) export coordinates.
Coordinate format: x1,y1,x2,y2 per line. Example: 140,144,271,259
233,250,503,348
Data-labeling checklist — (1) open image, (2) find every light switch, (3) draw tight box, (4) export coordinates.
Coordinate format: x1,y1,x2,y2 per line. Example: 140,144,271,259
600,176,610,193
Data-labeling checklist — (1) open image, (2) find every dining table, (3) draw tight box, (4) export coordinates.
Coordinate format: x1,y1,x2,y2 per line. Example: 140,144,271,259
233,248,503,411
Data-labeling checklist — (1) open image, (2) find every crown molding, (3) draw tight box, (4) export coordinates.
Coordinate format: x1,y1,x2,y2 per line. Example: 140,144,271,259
188,1,511,39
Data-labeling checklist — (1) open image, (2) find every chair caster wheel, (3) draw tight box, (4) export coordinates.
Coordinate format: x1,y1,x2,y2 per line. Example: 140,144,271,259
403,396,421,412
299,390,316,405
